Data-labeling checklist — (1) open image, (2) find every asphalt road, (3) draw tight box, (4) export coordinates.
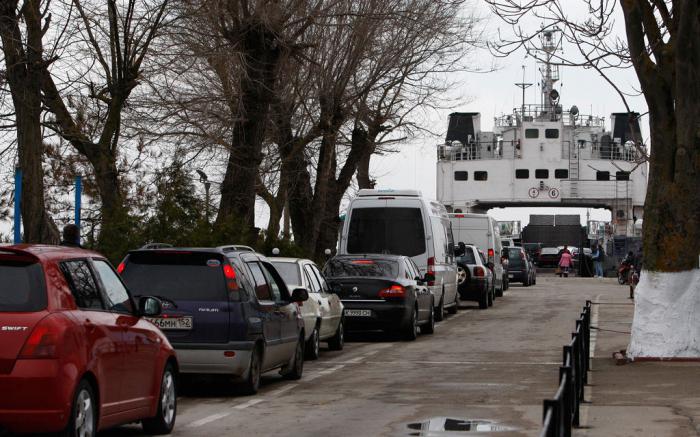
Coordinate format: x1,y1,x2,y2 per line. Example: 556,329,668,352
104,275,618,437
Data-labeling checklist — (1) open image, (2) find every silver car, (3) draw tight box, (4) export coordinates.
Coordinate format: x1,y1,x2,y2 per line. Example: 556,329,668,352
270,258,345,359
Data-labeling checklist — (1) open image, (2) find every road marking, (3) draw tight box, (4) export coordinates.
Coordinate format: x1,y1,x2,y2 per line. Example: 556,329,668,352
361,360,561,366
187,412,231,428
234,398,265,410
268,384,297,397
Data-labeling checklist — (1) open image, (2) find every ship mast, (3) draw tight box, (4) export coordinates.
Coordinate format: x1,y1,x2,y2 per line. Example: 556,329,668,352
515,65,532,122
539,28,561,118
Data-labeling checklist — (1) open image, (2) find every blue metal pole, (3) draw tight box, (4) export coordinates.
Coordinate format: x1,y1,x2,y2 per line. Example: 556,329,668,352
14,168,22,244
75,175,82,245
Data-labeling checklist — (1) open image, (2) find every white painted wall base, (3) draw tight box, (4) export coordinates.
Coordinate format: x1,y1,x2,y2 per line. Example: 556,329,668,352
627,269,700,359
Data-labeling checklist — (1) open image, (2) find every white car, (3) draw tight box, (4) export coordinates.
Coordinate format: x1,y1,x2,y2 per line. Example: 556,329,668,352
270,258,345,359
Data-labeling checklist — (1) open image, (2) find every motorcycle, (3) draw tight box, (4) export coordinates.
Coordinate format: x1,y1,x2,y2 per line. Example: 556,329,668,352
629,266,640,299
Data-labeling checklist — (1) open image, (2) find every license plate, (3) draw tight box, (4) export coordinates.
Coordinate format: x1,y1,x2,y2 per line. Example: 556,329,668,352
344,309,372,317
146,316,193,330
508,274,514,279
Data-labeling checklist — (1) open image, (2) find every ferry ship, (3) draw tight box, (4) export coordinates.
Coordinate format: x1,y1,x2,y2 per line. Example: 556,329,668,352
436,30,647,238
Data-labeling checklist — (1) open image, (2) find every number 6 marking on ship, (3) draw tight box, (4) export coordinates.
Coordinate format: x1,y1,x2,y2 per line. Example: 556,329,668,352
549,188,560,198
528,187,539,198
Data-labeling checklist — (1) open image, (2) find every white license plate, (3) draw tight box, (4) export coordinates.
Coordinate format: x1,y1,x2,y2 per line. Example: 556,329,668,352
344,309,372,317
147,316,193,330
508,274,514,279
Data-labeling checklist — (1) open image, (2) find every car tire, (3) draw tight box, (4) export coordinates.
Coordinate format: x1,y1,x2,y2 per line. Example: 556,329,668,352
142,363,177,435
404,306,418,341
447,293,458,315
328,319,345,351
240,345,262,395
487,286,494,307
434,294,445,322
422,300,435,335
63,379,97,437
478,289,488,309
305,325,321,360
532,275,537,285
282,336,304,380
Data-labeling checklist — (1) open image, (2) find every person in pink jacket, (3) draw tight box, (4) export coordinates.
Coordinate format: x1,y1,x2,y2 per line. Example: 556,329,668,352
559,246,573,278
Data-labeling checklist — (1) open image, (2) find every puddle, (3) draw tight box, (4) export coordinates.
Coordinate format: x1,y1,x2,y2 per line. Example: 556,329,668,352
406,418,515,435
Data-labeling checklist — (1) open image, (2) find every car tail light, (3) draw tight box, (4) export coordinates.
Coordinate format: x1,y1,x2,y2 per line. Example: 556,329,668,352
488,248,494,259
223,264,236,279
351,260,375,265
427,257,435,286
454,214,465,218
18,315,67,359
474,266,485,277
379,285,406,298
117,262,125,274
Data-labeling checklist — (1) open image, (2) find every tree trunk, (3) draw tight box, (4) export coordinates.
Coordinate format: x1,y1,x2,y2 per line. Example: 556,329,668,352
216,24,281,240
0,1,58,244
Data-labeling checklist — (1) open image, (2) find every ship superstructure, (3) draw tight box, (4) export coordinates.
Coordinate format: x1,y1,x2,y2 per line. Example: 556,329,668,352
436,30,647,237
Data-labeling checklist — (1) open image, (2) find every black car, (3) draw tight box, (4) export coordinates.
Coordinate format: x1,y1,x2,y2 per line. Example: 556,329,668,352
120,245,309,394
522,242,543,265
456,244,494,309
323,255,434,340
505,247,535,286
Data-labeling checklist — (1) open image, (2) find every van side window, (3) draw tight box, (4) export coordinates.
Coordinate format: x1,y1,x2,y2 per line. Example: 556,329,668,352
444,218,455,263
62,260,104,310
430,217,448,263
247,262,272,301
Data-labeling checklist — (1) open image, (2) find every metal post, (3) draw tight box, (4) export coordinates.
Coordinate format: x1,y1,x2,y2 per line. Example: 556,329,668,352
14,168,22,244
204,181,211,224
75,175,82,245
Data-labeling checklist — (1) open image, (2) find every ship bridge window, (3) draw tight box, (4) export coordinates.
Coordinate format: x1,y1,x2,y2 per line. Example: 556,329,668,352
545,129,559,139
525,129,539,139
535,169,549,179
616,171,630,181
555,169,569,179
454,171,468,181
515,169,529,179
596,171,610,181
474,171,488,181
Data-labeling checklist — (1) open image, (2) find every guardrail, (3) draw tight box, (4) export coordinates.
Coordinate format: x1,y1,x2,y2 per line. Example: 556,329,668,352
539,301,592,437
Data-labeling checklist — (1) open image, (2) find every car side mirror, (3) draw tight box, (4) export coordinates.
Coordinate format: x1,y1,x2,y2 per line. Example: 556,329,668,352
290,287,309,303
139,296,162,317
423,272,435,283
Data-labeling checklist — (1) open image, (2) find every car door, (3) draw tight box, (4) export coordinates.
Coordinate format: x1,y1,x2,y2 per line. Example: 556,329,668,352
260,262,299,360
303,263,329,337
309,264,340,338
245,261,284,368
61,259,125,417
92,258,160,413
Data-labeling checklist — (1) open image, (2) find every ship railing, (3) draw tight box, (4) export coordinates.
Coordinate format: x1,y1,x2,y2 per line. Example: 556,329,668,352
560,180,632,200
495,105,605,128
437,141,518,161
561,140,643,162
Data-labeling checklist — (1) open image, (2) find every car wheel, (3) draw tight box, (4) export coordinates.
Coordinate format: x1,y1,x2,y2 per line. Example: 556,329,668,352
63,379,97,437
142,363,177,435
404,306,418,341
282,336,304,380
457,266,468,285
422,300,435,335
305,325,321,360
487,285,494,307
532,275,537,285
328,318,345,351
434,294,445,322
240,345,262,395
478,289,488,309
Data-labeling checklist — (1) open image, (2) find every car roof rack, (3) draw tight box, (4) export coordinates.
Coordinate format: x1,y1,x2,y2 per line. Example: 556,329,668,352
140,243,174,250
218,245,255,253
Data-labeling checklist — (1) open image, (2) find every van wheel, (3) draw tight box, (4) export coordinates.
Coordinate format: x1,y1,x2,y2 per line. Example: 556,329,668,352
282,337,304,380
63,379,97,437
305,325,320,360
328,319,344,351
422,300,435,335
240,346,262,395
434,295,445,322
142,363,177,435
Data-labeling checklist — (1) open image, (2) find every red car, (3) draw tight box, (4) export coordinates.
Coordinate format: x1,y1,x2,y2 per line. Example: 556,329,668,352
0,245,178,436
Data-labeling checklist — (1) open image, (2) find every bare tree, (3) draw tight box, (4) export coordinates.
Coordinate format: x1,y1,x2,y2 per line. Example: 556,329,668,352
0,0,59,243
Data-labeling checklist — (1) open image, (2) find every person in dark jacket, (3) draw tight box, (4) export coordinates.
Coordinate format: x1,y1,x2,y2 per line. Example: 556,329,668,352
60,224,82,248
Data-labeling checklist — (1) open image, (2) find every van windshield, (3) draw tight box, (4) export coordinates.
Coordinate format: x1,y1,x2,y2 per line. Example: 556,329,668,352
121,252,227,301
0,261,46,312
347,207,426,257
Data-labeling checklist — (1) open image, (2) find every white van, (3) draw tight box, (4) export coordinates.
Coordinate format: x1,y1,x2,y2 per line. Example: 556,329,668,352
449,213,506,296
338,189,459,320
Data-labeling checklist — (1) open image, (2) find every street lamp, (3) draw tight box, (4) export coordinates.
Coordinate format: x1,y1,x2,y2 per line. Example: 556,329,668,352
196,169,211,224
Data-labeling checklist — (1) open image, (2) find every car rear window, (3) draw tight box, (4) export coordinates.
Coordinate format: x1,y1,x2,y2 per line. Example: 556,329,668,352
347,207,426,257
507,249,524,267
324,258,399,279
121,252,227,301
456,249,476,264
0,260,46,312
270,262,301,286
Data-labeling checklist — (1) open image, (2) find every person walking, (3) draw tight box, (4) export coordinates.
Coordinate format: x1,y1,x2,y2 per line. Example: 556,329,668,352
559,248,573,278
592,243,604,278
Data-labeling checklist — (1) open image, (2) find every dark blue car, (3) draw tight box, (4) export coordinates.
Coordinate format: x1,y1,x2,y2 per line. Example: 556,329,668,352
120,246,309,394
